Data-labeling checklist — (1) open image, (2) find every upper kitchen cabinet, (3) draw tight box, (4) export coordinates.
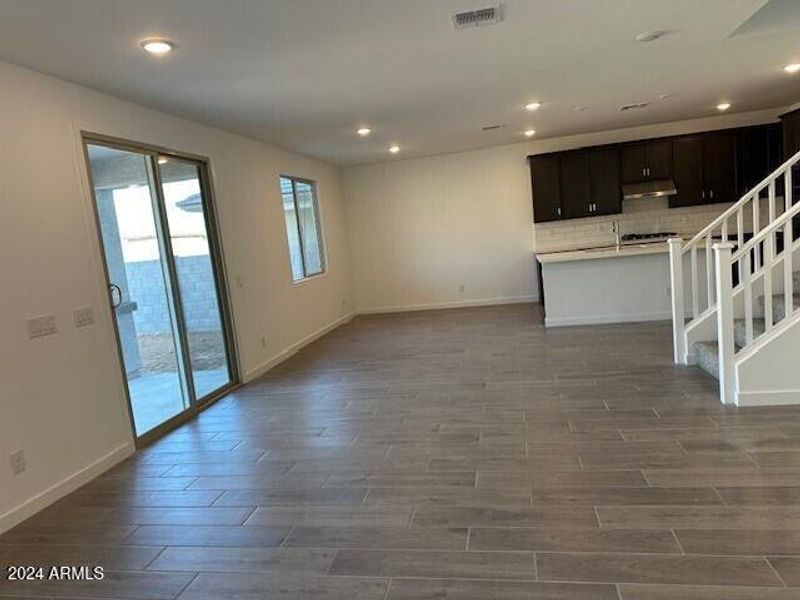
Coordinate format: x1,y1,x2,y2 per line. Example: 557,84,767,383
670,136,703,208
529,154,562,222
559,151,592,219
669,130,736,208
528,147,621,223
736,123,782,195
589,146,622,216
621,139,672,183
781,108,800,159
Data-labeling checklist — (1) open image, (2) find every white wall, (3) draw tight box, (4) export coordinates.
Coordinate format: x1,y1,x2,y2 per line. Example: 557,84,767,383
341,107,786,313
0,60,353,532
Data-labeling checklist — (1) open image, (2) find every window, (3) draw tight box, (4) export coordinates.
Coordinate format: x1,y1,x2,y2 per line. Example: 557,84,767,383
280,176,325,281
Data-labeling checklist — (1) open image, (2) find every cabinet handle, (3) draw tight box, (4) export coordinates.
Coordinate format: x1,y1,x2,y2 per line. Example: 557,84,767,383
710,189,714,199
642,167,646,176
702,190,706,199
557,207,562,217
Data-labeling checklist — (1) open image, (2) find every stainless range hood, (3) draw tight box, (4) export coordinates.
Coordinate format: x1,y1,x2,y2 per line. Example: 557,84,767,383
622,179,677,200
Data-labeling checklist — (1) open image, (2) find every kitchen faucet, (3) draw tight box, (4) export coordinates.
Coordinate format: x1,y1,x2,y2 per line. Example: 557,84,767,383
612,220,621,249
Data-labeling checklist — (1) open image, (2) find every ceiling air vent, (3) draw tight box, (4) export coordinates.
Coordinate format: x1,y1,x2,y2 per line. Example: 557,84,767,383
619,102,649,112
452,5,503,29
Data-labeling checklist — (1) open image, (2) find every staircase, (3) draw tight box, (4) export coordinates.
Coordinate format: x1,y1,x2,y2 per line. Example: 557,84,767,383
694,271,800,379
668,149,800,406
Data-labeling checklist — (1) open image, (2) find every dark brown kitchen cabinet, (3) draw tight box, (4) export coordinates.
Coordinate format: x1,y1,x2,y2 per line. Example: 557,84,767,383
670,136,703,208
529,155,561,222
781,108,800,159
736,123,782,195
589,147,622,216
559,151,591,219
529,147,621,223
558,147,621,219
702,130,737,204
669,131,736,208
621,139,672,183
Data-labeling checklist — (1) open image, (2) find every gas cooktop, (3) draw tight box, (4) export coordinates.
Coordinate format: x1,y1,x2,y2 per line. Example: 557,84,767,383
621,232,678,242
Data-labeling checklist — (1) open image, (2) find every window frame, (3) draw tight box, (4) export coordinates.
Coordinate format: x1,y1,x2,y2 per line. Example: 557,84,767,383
279,174,326,282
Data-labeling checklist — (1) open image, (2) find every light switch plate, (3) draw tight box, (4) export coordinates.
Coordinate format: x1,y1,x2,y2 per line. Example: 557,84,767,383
73,306,95,328
10,449,26,475
26,314,57,339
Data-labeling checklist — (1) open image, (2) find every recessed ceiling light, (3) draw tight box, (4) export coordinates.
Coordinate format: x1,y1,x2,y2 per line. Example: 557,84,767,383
524,129,536,137
574,105,588,112
141,39,174,55
636,31,665,43
525,102,541,111
784,63,800,74
388,145,400,154
356,127,371,136
659,93,674,99
717,102,731,111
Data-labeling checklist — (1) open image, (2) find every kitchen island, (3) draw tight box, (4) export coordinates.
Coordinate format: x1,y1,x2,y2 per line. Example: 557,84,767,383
536,241,707,327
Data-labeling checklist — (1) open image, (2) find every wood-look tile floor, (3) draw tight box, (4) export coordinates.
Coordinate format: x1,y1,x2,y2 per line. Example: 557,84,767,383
3,304,800,598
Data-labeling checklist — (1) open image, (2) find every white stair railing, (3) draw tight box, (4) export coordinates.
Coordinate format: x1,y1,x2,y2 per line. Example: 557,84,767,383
670,149,800,365
714,182,799,403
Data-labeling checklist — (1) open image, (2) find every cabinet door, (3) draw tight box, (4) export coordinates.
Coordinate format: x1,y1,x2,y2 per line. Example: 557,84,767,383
646,139,673,180
703,131,737,204
670,136,703,208
621,143,649,183
559,151,592,219
529,155,561,223
782,110,800,159
590,147,621,216
736,126,768,195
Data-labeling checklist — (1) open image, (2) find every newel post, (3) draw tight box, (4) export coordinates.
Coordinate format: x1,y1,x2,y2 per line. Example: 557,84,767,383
713,243,736,405
668,238,686,365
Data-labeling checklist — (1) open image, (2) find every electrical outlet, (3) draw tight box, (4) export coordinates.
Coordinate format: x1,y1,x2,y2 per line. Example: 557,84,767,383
73,306,95,328
10,449,26,475
26,314,57,339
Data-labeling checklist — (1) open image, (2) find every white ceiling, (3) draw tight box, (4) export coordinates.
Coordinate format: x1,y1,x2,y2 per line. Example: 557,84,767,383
0,0,797,166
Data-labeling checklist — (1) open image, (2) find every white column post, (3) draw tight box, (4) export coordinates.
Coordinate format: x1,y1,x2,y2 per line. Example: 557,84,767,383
714,243,736,405
668,238,686,365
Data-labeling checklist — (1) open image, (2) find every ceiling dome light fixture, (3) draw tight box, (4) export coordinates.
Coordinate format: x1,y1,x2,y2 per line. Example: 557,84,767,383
784,63,800,74
717,102,731,111
388,145,400,154
524,129,536,137
525,101,541,111
141,38,174,55
158,157,169,165
356,127,371,136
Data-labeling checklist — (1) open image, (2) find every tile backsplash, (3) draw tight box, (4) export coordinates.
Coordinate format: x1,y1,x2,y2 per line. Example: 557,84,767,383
533,196,733,253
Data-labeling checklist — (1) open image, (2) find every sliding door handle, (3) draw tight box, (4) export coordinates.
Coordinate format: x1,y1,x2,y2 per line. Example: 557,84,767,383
109,284,123,309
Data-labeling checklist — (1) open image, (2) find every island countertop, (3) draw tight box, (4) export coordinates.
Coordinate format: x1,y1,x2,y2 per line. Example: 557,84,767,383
535,241,670,264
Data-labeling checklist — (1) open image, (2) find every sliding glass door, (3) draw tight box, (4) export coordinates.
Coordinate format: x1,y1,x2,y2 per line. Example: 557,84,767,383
84,138,236,440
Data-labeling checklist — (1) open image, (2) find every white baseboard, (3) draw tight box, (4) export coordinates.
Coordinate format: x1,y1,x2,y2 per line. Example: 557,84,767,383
545,310,672,327
736,389,800,407
0,442,134,535
356,295,538,315
243,311,356,382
